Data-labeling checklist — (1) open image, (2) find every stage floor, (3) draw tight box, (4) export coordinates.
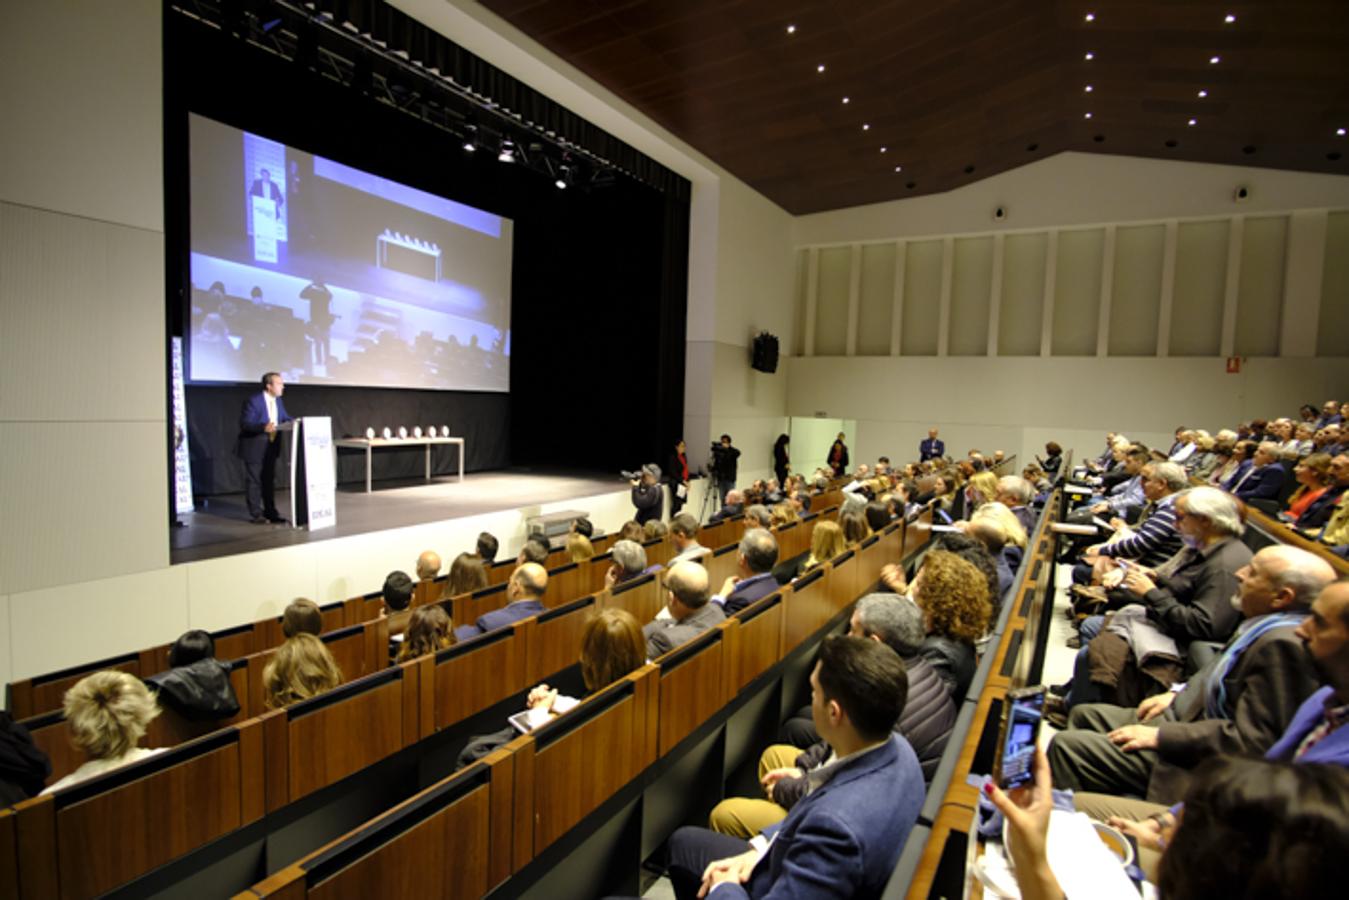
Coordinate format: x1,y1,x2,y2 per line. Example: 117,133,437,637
169,468,622,564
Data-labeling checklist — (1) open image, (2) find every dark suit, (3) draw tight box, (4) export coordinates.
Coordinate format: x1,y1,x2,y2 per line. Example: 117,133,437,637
249,177,284,208
453,598,544,642
666,735,924,900
643,602,725,659
237,391,293,519
919,438,944,461
1232,463,1287,501
1295,484,1347,530
1049,623,1318,803
720,572,779,615
708,502,744,524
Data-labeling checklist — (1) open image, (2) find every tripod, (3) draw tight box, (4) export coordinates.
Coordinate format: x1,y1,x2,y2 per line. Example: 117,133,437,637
697,466,720,524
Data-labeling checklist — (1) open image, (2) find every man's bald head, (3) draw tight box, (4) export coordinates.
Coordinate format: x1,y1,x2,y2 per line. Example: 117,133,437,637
416,550,442,581
665,560,711,612
1234,545,1337,619
510,563,548,600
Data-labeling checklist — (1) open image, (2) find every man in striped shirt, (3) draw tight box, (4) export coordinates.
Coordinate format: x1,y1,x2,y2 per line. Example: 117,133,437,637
1083,462,1187,575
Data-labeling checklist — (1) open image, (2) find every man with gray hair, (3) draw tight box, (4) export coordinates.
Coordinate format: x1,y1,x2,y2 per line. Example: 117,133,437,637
709,489,745,524
994,475,1036,535
605,539,661,589
1080,461,1186,578
744,504,773,529
669,512,711,564
643,561,725,659
715,528,781,615
1230,441,1287,502
630,463,664,525
708,592,958,838
1050,545,1332,803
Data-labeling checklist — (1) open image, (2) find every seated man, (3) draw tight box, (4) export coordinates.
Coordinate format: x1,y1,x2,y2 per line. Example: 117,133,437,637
475,531,498,564
664,636,924,900
1075,461,1186,584
714,529,781,615
453,563,548,641
709,489,746,524
1068,444,1149,525
995,475,1036,535
743,504,773,529
605,539,663,589
643,561,725,659
669,512,711,564
517,534,550,565
415,550,441,583
1231,441,1287,502
381,571,415,659
1048,545,1332,803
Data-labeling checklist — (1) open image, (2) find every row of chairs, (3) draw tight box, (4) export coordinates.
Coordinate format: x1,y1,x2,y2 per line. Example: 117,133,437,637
4,490,840,723
0,511,913,899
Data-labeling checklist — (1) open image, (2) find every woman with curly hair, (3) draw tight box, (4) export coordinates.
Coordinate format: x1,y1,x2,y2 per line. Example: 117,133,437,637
43,671,163,794
396,606,455,662
262,633,343,710
912,550,991,701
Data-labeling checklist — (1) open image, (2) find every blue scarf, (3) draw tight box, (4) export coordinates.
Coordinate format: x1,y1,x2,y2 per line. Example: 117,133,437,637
1205,612,1308,719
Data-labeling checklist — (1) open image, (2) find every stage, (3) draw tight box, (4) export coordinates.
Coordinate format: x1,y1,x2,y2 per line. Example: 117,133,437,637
170,467,624,564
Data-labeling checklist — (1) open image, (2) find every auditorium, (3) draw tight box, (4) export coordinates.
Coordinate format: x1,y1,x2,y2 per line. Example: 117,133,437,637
2,1,1348,897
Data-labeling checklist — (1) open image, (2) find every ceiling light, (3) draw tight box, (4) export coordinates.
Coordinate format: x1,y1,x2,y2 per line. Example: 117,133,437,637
1338,128,1347,137
842,96,850,104
554,164,569,190
1084,51,1094,61
1188,118,1197,126
880,147,887,153
1084,111,1093,119
862,123,870,131
1084,85,1093,92
1084,13,1095,23
462,139,476,153
817,64,826,73
1198,89,1208,98
1224,14,1236,24
786,24,797,34
1209,55,1221,64
894,166,903,172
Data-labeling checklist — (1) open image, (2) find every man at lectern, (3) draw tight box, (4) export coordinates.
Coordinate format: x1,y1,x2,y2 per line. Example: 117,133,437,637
237,371,293,525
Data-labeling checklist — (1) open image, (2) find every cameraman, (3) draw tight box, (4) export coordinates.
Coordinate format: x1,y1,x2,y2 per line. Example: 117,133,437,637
710,434,741,507
630,464,664,525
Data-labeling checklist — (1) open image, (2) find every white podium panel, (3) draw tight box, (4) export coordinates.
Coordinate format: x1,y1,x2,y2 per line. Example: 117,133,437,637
290,416,337,530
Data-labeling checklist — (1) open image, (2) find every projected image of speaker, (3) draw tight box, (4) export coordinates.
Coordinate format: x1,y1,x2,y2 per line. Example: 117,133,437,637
750,331,780,373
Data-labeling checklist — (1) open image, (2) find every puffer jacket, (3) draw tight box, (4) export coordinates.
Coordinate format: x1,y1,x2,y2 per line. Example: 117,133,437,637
144,658,241,721
919,634,977,702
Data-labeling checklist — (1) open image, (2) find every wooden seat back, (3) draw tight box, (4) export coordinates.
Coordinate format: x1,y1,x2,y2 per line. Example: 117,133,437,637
775,520,806,561
262,664,416,811
429,619,534,732
527,596,598,685
729,592,784,690
245,747,519,898
254,598,351,650
643,536,674,567
486,557,516,587
601,572,662,625
452,582,510,630
585,551,615,595
13,719,264,900
826,548,859,611
6,651,149,721
782,567,832,649
142,621,258,678
654,624,731,755
705,542,741,590
542,561,587,608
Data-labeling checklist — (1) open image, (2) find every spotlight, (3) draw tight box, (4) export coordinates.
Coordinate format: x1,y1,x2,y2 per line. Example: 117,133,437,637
555,164,570,190
1085,51,1094,61
786,24,796,34
1224,14,1236,24
1209,55,1221,64
1084,12,1095,22
1198,89,1208,98
1338,128,1347,137
497,138,515,163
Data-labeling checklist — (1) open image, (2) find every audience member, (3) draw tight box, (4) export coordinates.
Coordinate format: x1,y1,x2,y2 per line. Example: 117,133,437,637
664,636,923,900
42,671,162,794
143,629,241,721
476,531,499,564
1231,441,1287,501
566,532,596,562
631,464,664,525
839,510,871,547
415,550,441,582
669,512,710,563
911,550,992,700
381,570,415,634
445,551,489,597
1048,545,1331,802
0,711,49,804
1078,461,1185,580
644,519,669,540
1036,441,1063,477
643,561,725,658
1291,453,1348,533
454,563,549,641
995,476,1036,535
605,539,661,588
263,633,343,710
518,534,551,565
570,518,594,540
1215,439,1257,490
282,597,323,637
786,519,846,582
769,502,798,528
396,606,454,662
919,427,944,462
715,529,781,615
618,521,646,543
827,431,850,476
743,504,772,529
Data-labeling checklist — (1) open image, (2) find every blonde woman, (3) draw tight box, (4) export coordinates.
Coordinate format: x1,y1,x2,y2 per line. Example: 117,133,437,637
970,501,1028,549
566,532,595,563
262,633,343,710
771,502,799,528
43,671,163,794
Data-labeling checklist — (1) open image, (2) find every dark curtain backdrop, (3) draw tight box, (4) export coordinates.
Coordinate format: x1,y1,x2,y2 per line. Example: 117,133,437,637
165,9,688,498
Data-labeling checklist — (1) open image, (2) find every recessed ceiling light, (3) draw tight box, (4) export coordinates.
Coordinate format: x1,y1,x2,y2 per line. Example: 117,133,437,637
1084,51,1094,61
786,24,797,34
880,147,888,153
1198,89,1208,98
842,96,850,104
862,123,870,131
1188,118,1197,126
817,64,826,73
894,165,903,172
1224,14,1236,24
1084,111,1093,119
1209,55,1221,64
1338,127,1347,137
1084,13,1095,23
1084,85,1093,92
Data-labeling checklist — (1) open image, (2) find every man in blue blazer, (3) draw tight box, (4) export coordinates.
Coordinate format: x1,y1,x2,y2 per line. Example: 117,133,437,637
919,428,945,462
454,563,548,642
665,635,924,900
1231,442,1287,502
715,529,781,615
237,371,293,524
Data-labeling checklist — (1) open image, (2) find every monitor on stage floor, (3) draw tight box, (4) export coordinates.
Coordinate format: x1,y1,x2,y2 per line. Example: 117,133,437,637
185,112,513,392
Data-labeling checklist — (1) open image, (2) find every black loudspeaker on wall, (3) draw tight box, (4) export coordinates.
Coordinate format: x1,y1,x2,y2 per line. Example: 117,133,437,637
750,332,780,373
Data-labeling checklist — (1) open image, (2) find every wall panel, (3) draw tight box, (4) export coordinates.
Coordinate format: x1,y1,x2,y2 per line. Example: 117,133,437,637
1319,212,1349,357
1235,216,1287,357
1108,224,1165,356
1052,229,1104,355
949,237,993,356
901,240,943,356
857,243,895,356
814,247,851,355
999,232,1047,356
1170,220,1229,356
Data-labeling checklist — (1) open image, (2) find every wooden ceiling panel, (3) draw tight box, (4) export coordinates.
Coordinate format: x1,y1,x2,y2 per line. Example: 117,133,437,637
481,0,1349,213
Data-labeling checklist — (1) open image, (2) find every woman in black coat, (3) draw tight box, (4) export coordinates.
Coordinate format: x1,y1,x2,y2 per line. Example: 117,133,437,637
828,433,849,477
772,434,791,485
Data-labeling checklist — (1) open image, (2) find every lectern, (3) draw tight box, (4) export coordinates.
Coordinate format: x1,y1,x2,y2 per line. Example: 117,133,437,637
289,416,337,530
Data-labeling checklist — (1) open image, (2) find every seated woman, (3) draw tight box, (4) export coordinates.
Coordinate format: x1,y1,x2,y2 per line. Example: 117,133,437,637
395,606,455,662
643,519,669,540
143,629,241,721
770,502,799,528
1284,452,1333,521
864,500,892,533
1215,439,1257,490
779,519,847,584
1036,441,1063,477
444,551,489,598
42,671,163,794
965,470,1000,512
457,609,646,765
911,550,992,701
565,532,595,562
262,633,343,710
839,511,872,547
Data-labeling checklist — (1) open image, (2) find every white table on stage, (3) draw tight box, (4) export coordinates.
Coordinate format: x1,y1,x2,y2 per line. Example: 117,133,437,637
333,436,465,493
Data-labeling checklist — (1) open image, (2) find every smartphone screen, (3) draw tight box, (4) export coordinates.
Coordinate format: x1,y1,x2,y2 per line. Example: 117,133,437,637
999,688,1045,790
